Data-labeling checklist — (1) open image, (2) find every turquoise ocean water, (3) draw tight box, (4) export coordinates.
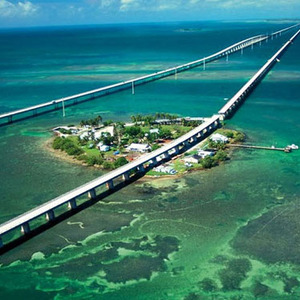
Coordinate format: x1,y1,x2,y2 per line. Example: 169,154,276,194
0,21,299,299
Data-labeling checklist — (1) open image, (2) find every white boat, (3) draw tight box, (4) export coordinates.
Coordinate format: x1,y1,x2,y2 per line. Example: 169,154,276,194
287,144,299,150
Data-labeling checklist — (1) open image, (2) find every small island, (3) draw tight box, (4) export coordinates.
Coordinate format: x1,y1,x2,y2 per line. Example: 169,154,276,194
50,113,245,176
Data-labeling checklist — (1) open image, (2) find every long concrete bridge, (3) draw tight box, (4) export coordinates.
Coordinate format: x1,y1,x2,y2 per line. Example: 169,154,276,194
0,33,271,125
219,28,300,119
0,115,220,251
0,26,299,254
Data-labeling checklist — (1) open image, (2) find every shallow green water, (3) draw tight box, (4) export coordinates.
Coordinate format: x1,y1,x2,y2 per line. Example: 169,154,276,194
0,21,299,299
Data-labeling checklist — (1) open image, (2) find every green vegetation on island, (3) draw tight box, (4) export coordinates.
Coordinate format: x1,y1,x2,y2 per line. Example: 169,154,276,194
51,114,244,173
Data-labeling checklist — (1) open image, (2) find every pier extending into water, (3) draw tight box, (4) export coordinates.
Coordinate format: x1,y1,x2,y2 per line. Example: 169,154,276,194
0,26,299,254
227,144,292,152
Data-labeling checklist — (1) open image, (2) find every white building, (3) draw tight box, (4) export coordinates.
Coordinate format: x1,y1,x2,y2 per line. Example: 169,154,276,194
79,131,90,140
198,150,215,158
183,155,201,164
153,165,177,175
99,145,110,152
127,143,151,153
94,126,114,140
149,128,159,134
210,133,229,143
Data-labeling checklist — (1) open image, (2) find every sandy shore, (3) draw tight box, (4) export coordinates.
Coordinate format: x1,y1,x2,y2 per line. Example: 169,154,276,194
42,137,91,167
42,132,236,182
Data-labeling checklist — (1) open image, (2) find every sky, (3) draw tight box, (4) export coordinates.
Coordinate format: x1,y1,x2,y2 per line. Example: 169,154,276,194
0,0,299,28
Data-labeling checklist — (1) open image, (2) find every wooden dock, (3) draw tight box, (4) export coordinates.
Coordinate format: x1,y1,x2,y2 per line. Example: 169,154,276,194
227,144,291,152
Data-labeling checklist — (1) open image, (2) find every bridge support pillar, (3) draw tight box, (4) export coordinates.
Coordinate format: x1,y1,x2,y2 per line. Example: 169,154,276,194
132,82,135,95
106,180,114,190
33,109,37,116
174,145,180,154
0,236,3,248
68,199,77,210
137,164,145,172
203,59,206,71
46,210,55,221
21,222,30,235
88,189,96,199
8,116,13,123
122,172,130,181
164,152,170,160
183,141,190,149
150,157,157,167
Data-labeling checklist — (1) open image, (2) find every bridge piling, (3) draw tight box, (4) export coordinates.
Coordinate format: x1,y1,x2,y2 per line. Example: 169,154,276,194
68,199,77,210
0,237,3,248
106,180,114,190
88,189,96,199
137,165,145,172
21,223,30,235
46,210,55,221
122,172,130,181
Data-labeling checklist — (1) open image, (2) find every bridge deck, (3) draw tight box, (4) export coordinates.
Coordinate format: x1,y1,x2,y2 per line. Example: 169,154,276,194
0,115,220,236
0,35,267,122
1,24,300,251
219,29,300,116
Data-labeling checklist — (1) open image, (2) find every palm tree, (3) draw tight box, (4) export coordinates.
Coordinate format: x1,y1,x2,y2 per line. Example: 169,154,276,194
130,115,137,124
96,115,102,126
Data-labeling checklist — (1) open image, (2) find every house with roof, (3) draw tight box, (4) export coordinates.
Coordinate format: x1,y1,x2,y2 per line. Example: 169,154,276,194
126,143,151,153
149,128,159,135
183,155,202,164
198,150,215,159
153,165,177,175
210,133,229,143
99,145,110,152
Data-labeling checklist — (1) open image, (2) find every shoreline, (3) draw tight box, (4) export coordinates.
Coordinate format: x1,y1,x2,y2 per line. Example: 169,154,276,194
42,133,236,182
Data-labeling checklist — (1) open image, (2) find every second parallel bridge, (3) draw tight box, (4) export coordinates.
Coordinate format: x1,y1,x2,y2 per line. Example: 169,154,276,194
0,34,267,125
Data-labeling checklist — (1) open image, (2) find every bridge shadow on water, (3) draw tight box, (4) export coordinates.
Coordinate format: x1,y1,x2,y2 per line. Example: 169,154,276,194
0,171,144,255
0,135,207,256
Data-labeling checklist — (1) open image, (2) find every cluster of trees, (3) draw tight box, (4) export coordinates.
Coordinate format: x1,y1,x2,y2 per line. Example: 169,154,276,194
78,155,128,169
201,150,228,169
224,130,245,142
130,113,202,128
130,113,179,125
79,115,102,127
52,137,84,156
53,136,128,170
